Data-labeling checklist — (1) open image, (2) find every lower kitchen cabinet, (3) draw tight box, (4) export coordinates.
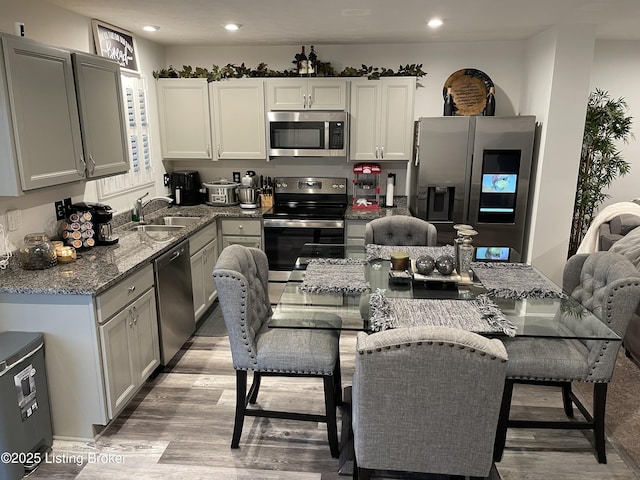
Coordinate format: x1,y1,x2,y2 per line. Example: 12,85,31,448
220,218,262,249
346,219,369,246
99,287,159,420
190,222,219,321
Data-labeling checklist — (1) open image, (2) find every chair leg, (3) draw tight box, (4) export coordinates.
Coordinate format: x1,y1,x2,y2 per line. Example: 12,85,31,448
493,379,514,462
231,370,248,449
334,357,343,406
248,372,262,404
593,383,608,464
561,382,574,418
323,374,340,458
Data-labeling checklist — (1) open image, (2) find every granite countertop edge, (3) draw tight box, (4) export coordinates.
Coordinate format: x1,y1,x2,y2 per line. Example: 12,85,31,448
0,198,412,296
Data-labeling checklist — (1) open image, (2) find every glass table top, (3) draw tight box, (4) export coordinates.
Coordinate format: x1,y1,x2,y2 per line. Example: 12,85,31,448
269,243,621,341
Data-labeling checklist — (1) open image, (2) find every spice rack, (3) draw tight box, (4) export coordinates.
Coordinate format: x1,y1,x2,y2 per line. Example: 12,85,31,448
352,163,381,210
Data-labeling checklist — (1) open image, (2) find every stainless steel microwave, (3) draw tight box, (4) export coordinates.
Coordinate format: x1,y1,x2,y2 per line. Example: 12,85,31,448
267,111,348,157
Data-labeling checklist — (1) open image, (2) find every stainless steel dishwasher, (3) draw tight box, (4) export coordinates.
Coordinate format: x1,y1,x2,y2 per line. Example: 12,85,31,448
154,239,195,365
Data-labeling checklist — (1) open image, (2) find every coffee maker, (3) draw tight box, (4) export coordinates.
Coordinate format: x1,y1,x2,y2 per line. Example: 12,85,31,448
169,171,202,206
71,202,118,245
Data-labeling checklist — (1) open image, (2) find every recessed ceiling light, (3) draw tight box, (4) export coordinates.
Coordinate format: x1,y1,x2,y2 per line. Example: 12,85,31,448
142,25,160,32
427,18,443,28
225,23,241,31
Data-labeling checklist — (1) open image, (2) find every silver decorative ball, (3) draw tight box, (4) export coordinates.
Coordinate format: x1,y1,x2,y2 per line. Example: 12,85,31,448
435,255,455,275
415,255,436,275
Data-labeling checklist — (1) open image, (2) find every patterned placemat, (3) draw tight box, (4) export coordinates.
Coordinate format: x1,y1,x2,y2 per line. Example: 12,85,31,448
369,290,516,336
299,258,369,294
471,262,565,299
365,244,454,262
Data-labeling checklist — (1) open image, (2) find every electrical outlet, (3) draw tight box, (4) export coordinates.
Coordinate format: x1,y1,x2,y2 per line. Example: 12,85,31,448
163,174,170,187
55,201,66,220
6,209,22,231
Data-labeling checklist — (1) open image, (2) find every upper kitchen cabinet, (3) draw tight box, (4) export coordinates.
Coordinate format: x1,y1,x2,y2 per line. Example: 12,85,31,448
157,78,212,159
72,53,129,179
266,78,347,110
0,36,85,195
349,77,416,162
209,79,267,160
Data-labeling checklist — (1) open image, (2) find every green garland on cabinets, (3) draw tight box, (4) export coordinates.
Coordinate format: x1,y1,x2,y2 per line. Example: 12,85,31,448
153,63,426,81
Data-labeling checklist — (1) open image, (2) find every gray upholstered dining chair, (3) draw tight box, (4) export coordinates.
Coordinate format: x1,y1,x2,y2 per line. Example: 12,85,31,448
493,250,640,464
212,244,342,457
364,215,437,246
352,326,508,479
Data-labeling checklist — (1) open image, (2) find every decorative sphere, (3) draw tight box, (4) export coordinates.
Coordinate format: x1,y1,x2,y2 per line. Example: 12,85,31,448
415,255,436,275
435,255,455,275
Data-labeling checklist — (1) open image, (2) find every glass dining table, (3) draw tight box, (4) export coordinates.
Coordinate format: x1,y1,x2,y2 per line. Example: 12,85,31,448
268,243,621,342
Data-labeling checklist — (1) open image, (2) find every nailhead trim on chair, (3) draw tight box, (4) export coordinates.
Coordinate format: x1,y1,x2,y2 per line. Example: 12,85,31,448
359,341,507,361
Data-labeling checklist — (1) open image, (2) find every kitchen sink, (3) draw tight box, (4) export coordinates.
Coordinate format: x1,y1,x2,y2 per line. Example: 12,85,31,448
129,224,186,232
150,216,201,226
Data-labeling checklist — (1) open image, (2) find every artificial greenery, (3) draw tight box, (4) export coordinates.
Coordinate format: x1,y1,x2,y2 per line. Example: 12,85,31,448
153,62,426,81
568,89,633,256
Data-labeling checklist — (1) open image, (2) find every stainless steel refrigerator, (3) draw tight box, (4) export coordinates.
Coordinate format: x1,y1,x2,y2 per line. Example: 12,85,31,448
409,116,536,261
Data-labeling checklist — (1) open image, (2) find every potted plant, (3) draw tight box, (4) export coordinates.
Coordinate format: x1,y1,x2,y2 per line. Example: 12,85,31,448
568,89,633,256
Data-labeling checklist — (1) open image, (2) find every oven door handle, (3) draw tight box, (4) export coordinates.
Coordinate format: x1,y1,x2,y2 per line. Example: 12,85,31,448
263,219,344,229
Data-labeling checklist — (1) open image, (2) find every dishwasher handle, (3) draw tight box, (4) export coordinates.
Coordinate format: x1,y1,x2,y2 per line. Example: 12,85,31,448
155,240,190,270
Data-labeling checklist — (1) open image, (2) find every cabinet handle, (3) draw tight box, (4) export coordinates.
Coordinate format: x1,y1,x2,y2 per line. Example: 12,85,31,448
88,154,96,174
238,224,243,230
128,310,133,328
217,145,221,157
132,306,138,324
375,146,379,159
79,155,87,177
207,145,211,157
381,146,385,159
303,94,307,108
308,95,312,107
128,285,136,293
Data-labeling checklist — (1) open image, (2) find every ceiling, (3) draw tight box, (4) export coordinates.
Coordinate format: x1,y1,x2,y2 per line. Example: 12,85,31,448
44,0,640,46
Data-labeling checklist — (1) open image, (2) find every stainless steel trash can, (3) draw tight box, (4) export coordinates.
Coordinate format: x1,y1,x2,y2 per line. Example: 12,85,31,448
0,332,53,480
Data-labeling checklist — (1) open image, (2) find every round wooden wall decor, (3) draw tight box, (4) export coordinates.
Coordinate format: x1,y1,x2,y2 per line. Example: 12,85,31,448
443,69,494,116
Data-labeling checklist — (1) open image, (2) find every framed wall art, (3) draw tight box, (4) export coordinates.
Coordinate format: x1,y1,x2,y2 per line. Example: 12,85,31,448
91,19,139,72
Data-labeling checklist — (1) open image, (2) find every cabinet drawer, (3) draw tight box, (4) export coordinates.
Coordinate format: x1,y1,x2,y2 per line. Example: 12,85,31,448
220,219,261,236
96,264,154,324
190,221,217,254
346,221,367,238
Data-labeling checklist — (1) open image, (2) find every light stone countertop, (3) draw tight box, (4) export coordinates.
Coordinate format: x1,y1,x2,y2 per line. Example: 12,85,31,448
0,197,412,296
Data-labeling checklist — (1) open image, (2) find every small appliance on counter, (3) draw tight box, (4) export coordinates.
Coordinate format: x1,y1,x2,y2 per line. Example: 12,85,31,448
203,179,240,206
169,170,202,206
61,205,95,250
352,163,381,210
70,202,118,246
239,170,260,209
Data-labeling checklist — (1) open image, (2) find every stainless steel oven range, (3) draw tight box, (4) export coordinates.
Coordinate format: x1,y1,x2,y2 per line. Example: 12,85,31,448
263,177,348,271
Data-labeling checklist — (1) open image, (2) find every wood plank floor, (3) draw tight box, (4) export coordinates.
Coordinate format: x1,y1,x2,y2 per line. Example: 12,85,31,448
28,331,640,479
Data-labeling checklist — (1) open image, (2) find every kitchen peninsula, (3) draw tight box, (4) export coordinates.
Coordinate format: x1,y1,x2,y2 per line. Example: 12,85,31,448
0,201,409,440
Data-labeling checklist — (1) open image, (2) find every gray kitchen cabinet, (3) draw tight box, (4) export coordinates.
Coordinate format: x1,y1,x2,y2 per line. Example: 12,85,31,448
265,78,347,111
97,264,159,420
0,35,85,195
72,52,129,179
220,218,262,249
0,263,159,440
346,219,369,246
349,77,416,162
190,222,219,321
209,79,267,160
157,78,213,159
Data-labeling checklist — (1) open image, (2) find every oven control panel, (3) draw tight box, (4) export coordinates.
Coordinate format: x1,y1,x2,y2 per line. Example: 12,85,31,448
273,177,347,195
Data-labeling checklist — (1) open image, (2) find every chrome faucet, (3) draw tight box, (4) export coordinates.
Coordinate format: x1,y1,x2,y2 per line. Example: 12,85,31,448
135,193,174,224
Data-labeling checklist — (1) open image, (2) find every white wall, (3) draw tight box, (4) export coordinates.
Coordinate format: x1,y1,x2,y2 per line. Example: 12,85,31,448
0,0,166,249
592,40,640,206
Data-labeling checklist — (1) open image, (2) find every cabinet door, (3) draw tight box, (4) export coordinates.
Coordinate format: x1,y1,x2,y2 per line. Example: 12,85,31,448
307,79,347,110
265,79,306,110
379,78,416,161
100,307,137,419
72,53,129,178
349,80,381,161
190,247,206,321
222,235,262,250
1,37,85,191
131,288,160,383
202,239,219,306
157,78,212,159
210,79,266,160
346,219,369,246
